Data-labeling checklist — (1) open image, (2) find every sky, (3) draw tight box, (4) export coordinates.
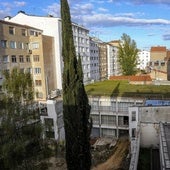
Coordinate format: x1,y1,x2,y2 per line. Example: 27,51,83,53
0,0,170,50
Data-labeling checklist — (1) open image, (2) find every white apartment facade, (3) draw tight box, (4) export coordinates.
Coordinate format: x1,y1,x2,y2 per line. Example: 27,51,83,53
107,43,119,78
39,99,65,141
5,11,91,89
137,50,150,70
89,96,144,138
89,37,100,81
72,23,91,84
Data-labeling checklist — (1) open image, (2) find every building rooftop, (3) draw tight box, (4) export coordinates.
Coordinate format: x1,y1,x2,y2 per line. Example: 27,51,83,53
85,79,170,98
150,46,167,52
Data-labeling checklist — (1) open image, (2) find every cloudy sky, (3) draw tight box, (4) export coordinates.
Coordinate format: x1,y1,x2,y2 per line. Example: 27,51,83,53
0,0,170,49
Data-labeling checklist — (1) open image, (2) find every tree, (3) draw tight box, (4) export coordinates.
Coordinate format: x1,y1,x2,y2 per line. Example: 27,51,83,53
61,0,92,170
2,68,34,102
118,33,139,75
0,68,48,169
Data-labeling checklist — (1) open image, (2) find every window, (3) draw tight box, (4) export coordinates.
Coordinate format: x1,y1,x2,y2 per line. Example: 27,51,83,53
34,68,41,74
36,92,43,98
30,30,39,36
161,62,165,66
101,128,116,137
44,118,54,129
30,30,35,35
35,80,42,86
132,111,136,121
91,115,99,125
101,115,116,126
10,41,16,49
1,40,7,48
21,29,26,36
40,106,47,116
26,68,32,74
26,55,30,62
19,55,24,63
11,55,17,63
3,55,8,63
25,43,29,50
32,42,39,49
132,128,136,138
18,42,24,49
118,102,133,112
33,55,40,62
118,116,129,126
9,26,15,35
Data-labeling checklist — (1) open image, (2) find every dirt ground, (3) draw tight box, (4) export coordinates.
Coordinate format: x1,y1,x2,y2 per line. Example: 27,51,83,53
47,157,67,170
92,138,130,170
46,138,130,170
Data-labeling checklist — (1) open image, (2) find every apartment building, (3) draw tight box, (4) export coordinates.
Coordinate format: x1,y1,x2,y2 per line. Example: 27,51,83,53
0,21,54,101
137,50,150,70
150,46,169,80
98,43,107,80
98,41,121,80
108,41,121,76
0,20,54,101
128,101,170,170
107,43,120,77
5,11,91,88
89,37,100,81
108,40,120,47
88,96,144,138
72,23,91,84
0,20,31,74
168,59,170,81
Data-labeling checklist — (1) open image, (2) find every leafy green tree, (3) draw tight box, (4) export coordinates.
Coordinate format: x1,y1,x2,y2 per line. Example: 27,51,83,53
118,33,139,75
61,0,92,170
2,68,34,103
0,68,48,169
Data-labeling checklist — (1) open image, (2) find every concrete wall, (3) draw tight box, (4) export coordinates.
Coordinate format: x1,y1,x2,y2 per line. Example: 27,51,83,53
139,106,170,148
140,122,159,148
140,107,170,122
42,35,56,93
40,99,65,141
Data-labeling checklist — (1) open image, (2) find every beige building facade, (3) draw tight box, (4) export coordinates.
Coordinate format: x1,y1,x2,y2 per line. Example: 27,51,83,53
0,20,54,101
150,46,169,80
98,43,107,80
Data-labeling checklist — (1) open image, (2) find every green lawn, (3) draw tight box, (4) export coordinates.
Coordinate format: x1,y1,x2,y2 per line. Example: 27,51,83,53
85,80,170,98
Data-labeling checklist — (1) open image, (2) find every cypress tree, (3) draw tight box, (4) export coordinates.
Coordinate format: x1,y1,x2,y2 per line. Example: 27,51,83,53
61,0,91,169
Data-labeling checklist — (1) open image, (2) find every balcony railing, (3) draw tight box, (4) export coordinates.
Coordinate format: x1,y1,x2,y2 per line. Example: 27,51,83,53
91,106,116,112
